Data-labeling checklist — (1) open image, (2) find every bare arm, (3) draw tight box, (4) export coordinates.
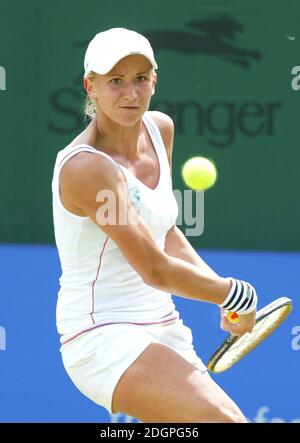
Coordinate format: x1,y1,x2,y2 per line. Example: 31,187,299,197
164,225,218,278
163,225,254,334
60,152,231,306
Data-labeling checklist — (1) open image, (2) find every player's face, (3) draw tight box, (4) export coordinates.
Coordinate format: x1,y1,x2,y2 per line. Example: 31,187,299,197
87,55,157,127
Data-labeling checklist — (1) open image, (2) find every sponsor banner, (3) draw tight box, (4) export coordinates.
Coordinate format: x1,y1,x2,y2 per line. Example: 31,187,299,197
0,1,299,249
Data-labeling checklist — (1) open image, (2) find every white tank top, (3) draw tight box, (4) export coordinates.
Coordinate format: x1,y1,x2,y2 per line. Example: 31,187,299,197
52,112,179,344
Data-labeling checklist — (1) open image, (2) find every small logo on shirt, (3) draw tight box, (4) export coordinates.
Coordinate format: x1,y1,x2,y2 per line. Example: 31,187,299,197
129,187,141,212
131,188,141,203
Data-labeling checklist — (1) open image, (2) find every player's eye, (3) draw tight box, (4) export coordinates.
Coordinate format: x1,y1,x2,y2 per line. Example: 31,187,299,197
110,78,122,85
136,75,147,82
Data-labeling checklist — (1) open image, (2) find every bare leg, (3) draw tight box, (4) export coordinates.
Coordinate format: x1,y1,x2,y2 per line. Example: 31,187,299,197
112,343,246,423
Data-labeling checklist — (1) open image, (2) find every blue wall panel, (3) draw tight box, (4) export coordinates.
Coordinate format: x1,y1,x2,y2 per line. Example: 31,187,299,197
0,245,299,422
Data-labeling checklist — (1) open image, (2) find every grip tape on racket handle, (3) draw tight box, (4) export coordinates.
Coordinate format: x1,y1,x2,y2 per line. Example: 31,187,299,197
226,311,240,324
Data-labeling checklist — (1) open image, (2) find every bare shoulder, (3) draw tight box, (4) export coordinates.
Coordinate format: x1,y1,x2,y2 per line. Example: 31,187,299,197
61,151,123,183
148,111,174,166
60,151,125,216
149,111,174,140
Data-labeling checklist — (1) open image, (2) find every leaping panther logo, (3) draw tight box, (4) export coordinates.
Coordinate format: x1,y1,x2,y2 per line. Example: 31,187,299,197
144,14,261,68
74,14,261,73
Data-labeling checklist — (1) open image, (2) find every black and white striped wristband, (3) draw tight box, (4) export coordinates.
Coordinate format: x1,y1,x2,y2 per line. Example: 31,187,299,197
219,278,258,315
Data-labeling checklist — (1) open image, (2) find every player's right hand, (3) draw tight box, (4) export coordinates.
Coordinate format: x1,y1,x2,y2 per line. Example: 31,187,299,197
220,308,256,336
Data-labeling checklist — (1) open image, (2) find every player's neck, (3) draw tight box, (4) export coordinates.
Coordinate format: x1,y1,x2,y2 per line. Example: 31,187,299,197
93,114,144,162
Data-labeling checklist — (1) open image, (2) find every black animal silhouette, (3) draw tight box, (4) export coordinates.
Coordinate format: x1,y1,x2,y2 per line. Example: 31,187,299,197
73,13,261,85
144,15,261,68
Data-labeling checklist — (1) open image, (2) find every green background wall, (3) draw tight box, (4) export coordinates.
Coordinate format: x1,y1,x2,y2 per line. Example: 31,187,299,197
0,0,299,250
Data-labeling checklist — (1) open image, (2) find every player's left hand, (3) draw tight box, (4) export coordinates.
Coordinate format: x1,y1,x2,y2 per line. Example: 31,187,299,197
220,308,256,336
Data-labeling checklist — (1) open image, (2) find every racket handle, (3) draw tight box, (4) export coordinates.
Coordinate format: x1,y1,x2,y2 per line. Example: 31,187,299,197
226,311,240,324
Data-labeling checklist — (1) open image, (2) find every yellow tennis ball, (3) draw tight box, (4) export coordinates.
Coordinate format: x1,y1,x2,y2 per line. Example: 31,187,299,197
181,156,217,191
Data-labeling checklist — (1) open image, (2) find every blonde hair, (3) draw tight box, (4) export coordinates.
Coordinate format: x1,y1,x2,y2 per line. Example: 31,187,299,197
82,71,98,121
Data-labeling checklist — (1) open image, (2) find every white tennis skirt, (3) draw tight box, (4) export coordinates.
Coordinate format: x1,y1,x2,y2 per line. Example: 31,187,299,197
60,318,207,414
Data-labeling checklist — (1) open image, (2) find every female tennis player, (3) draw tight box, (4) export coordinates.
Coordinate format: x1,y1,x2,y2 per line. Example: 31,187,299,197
52,27,257,422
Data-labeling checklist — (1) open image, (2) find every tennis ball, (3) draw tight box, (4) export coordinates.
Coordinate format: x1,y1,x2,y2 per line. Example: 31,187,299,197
181,156,217,191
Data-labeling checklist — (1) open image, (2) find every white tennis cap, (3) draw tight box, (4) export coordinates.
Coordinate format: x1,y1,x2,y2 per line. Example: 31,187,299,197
84,28,158,77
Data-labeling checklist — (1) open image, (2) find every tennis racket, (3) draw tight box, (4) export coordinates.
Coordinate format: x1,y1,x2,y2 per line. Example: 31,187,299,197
207,297,293,373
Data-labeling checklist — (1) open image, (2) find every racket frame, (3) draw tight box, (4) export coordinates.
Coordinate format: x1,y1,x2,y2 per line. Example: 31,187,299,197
207,297,293,373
